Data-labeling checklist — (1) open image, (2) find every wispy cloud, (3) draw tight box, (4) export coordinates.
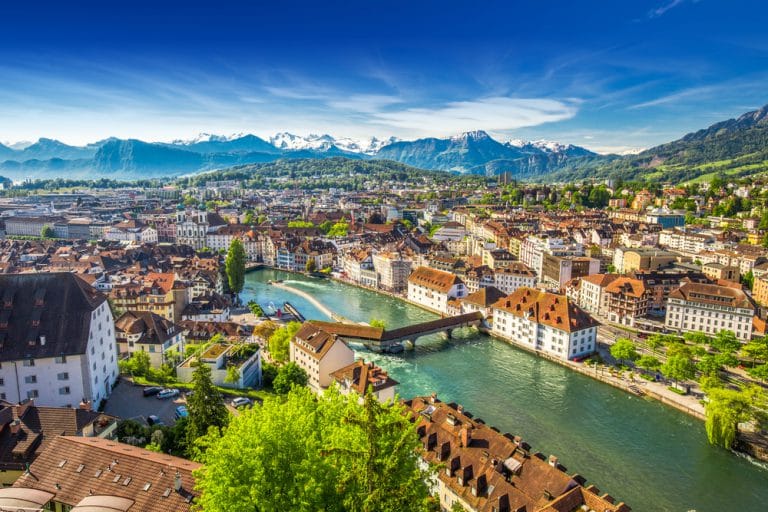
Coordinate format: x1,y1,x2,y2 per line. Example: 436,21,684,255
370,97,579,136
326,94,403,114
646,0,701,20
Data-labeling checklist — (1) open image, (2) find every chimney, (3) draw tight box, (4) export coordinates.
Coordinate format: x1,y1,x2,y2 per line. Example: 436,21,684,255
548,455,559,468
10,419,21,435
457,404,464,414
16,399,33,418
460,425,472,448
429,393,437,404
174,471,182,492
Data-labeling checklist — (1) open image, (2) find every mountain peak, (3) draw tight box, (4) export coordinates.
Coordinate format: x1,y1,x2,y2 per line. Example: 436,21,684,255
451,130,491,142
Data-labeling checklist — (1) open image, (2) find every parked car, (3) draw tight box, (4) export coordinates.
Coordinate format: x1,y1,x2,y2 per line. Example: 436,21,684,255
143,386,164,397
174,405,189,420
156,388,180,400
231,397,253,409
147,415,164,426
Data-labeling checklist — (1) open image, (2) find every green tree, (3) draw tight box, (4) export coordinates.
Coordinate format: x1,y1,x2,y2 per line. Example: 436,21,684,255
272,362,309,394
186,362,229,459
305,258,317,273
610,338,639,366
327,220,349,237
118,351,151,377
41,225,55,238
636,355,661,372
747,363,768,382
225,239,246,303
243,210,255,225
267,321,302,363
369,318,386,330
741,337,768,367
224,365,240,385
683,331,710,345
742,270,755,290
661,354,696,390
194,387,432,512
705,387,762,449
288,220,314,228
711,330,741,354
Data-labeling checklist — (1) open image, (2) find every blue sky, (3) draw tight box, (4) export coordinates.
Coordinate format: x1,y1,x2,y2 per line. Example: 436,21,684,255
1,0,767,153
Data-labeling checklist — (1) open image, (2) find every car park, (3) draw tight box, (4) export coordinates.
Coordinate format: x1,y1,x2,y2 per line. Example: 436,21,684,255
142,386,164,397
231,397,253,408
156,388,180,400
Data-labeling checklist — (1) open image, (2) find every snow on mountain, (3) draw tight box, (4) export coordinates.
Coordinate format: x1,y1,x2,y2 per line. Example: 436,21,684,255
269,133,400,154
171,133,247,145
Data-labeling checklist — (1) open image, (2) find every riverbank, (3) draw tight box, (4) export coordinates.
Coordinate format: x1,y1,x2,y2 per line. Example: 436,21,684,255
328,273,710,417
243,268,768,511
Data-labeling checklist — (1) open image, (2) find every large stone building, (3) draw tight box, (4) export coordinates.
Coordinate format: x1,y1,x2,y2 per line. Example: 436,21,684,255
665,282,755,341
491,287,599,361
407,266,468,314
0,273,119,408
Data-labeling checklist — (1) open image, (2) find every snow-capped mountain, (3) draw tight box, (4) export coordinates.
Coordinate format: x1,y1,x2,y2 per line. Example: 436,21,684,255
170,133,247,145
269,133,400,155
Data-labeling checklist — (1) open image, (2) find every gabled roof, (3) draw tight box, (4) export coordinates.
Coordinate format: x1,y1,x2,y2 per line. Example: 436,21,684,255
293,323,346,360
492,287,599,333
0,273,106,362
13,436,200,512
114,311,178,345
669,282,754,309
330,359,398,394
408,266,463,293
462,286,507,308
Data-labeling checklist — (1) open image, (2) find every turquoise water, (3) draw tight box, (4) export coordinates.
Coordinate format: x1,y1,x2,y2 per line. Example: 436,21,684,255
244,269,768,512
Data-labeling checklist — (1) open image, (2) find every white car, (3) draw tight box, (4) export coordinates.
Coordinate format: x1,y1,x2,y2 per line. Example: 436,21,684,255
156,388,180,400
231,397,253,408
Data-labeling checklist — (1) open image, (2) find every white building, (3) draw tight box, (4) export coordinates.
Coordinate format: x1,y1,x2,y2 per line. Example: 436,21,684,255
665,282,755,341
491,287,599,361
290,322,355,394
114,311,185,368
0,273,118,408
407,266,467,314
177,342,261,389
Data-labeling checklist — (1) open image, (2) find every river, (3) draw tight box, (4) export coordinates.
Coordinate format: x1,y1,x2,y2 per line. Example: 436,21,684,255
243,269,768,512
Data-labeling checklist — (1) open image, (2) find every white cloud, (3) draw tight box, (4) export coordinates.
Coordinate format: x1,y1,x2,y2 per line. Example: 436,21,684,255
326,94,403,114
369,97,578,136
648,0,686,19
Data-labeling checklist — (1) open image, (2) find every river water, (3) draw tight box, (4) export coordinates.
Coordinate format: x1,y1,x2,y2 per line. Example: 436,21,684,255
243,269,768,512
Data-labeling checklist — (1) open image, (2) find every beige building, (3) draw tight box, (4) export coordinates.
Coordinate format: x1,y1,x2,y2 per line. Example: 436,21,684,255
665,282,755,341
372,252,412,292
702,262,739,283
290,322,355,393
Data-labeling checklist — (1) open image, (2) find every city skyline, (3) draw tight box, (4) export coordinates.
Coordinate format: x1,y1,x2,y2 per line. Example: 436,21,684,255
2,1,768,153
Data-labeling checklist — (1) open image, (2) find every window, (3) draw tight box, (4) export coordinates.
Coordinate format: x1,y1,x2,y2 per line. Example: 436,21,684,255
57,372,69,381
23,359,35,367
24,375,37,384
27,390,39,399
59,386,71,395
0,378,3,386
55,355,67,364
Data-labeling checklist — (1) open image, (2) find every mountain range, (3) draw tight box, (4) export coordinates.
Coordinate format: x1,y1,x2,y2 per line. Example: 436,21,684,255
2,103,768,183
0,130,594,180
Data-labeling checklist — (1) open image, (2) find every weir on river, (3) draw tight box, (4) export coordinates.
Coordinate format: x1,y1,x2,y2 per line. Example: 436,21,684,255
245,269,768,512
